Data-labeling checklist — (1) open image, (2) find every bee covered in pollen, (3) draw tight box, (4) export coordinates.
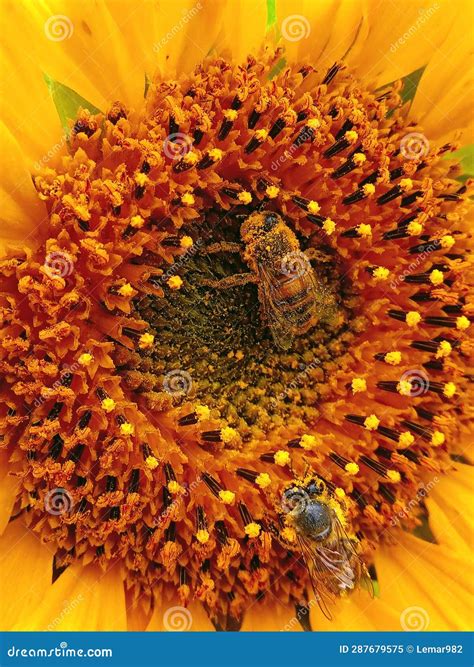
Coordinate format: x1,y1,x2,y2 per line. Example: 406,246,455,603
279,475,374,619
201,210,337,349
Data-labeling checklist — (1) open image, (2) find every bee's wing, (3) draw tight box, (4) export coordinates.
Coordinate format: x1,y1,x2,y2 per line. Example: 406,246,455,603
330,512,375,598
256,262,295,350
296,534,338,620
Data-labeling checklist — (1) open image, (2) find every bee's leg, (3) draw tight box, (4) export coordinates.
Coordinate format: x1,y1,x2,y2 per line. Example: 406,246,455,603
201,272,257,289
200,241,243,255
303,247,332,263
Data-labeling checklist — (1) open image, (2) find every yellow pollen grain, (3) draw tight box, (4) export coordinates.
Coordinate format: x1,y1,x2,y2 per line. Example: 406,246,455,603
168,480,181,494
235,350,244,360
274,450,290,466
181,192,195,206
364,414,380,431
219,490,235,505
429,269,444,286
345,462,359,475
265,185,279,199
208,148,223,161
244,522,261,538
387,470,401,482
223,109,238,121
78,352,93,367
408,220,423,236
406,311,421,327
353,153,366,166
145,455,159,470
281,526,297,543
135,173,148,187
300,434,317,450
101,397,116,412
397,380,413,396
351,377,367,393
357,223,372,237
195,404,211,421
130,214,145,228
431,431,445,446
307,118,320,129
362,183,375,196
335,487,346,499
384,351,402,365
456,316,470,331
180,235,193,249
139,332,154,349
221,426,239,445
167,275,183,290
183,151,198,165
399,431,415,447
255,472,271,488
238,191,252,204
440,234,455,249
307,200,320,214
255,129,268,141
196,529,210,544
373,266,389,281
120,422,134,436
436,340,452,358
323,218,336,235
400,178,413,191
118,283,134,297
345,130,358,143
443,382,456,398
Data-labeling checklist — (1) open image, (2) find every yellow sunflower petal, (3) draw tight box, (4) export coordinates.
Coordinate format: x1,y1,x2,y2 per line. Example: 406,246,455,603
13,562,127,631
0,520,53,629
426,464,474,557
0,457,18,535
241,595,303,631
351,0,459,88
376,531,474,631
276,0,367,69
0,121,45,246
411,8,474,141
311,590,400,631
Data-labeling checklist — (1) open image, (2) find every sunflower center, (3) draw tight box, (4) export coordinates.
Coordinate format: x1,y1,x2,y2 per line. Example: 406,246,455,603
131,207,357,430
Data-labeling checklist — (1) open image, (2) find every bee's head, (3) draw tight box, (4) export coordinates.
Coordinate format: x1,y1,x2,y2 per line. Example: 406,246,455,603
305,478,326,497
240,210,282,242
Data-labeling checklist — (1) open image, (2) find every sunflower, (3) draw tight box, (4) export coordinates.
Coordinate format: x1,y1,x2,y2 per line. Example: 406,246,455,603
0,0,473,634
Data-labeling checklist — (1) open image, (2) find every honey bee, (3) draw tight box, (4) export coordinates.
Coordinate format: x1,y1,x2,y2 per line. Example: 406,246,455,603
201,210,336,349
280,475,373,619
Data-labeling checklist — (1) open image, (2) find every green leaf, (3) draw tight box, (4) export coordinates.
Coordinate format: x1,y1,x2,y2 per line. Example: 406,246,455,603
399,65,426,108
445,144,474,184
266,0,277,30
268,57,286,80
144,73,151,99
44,73,102,136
